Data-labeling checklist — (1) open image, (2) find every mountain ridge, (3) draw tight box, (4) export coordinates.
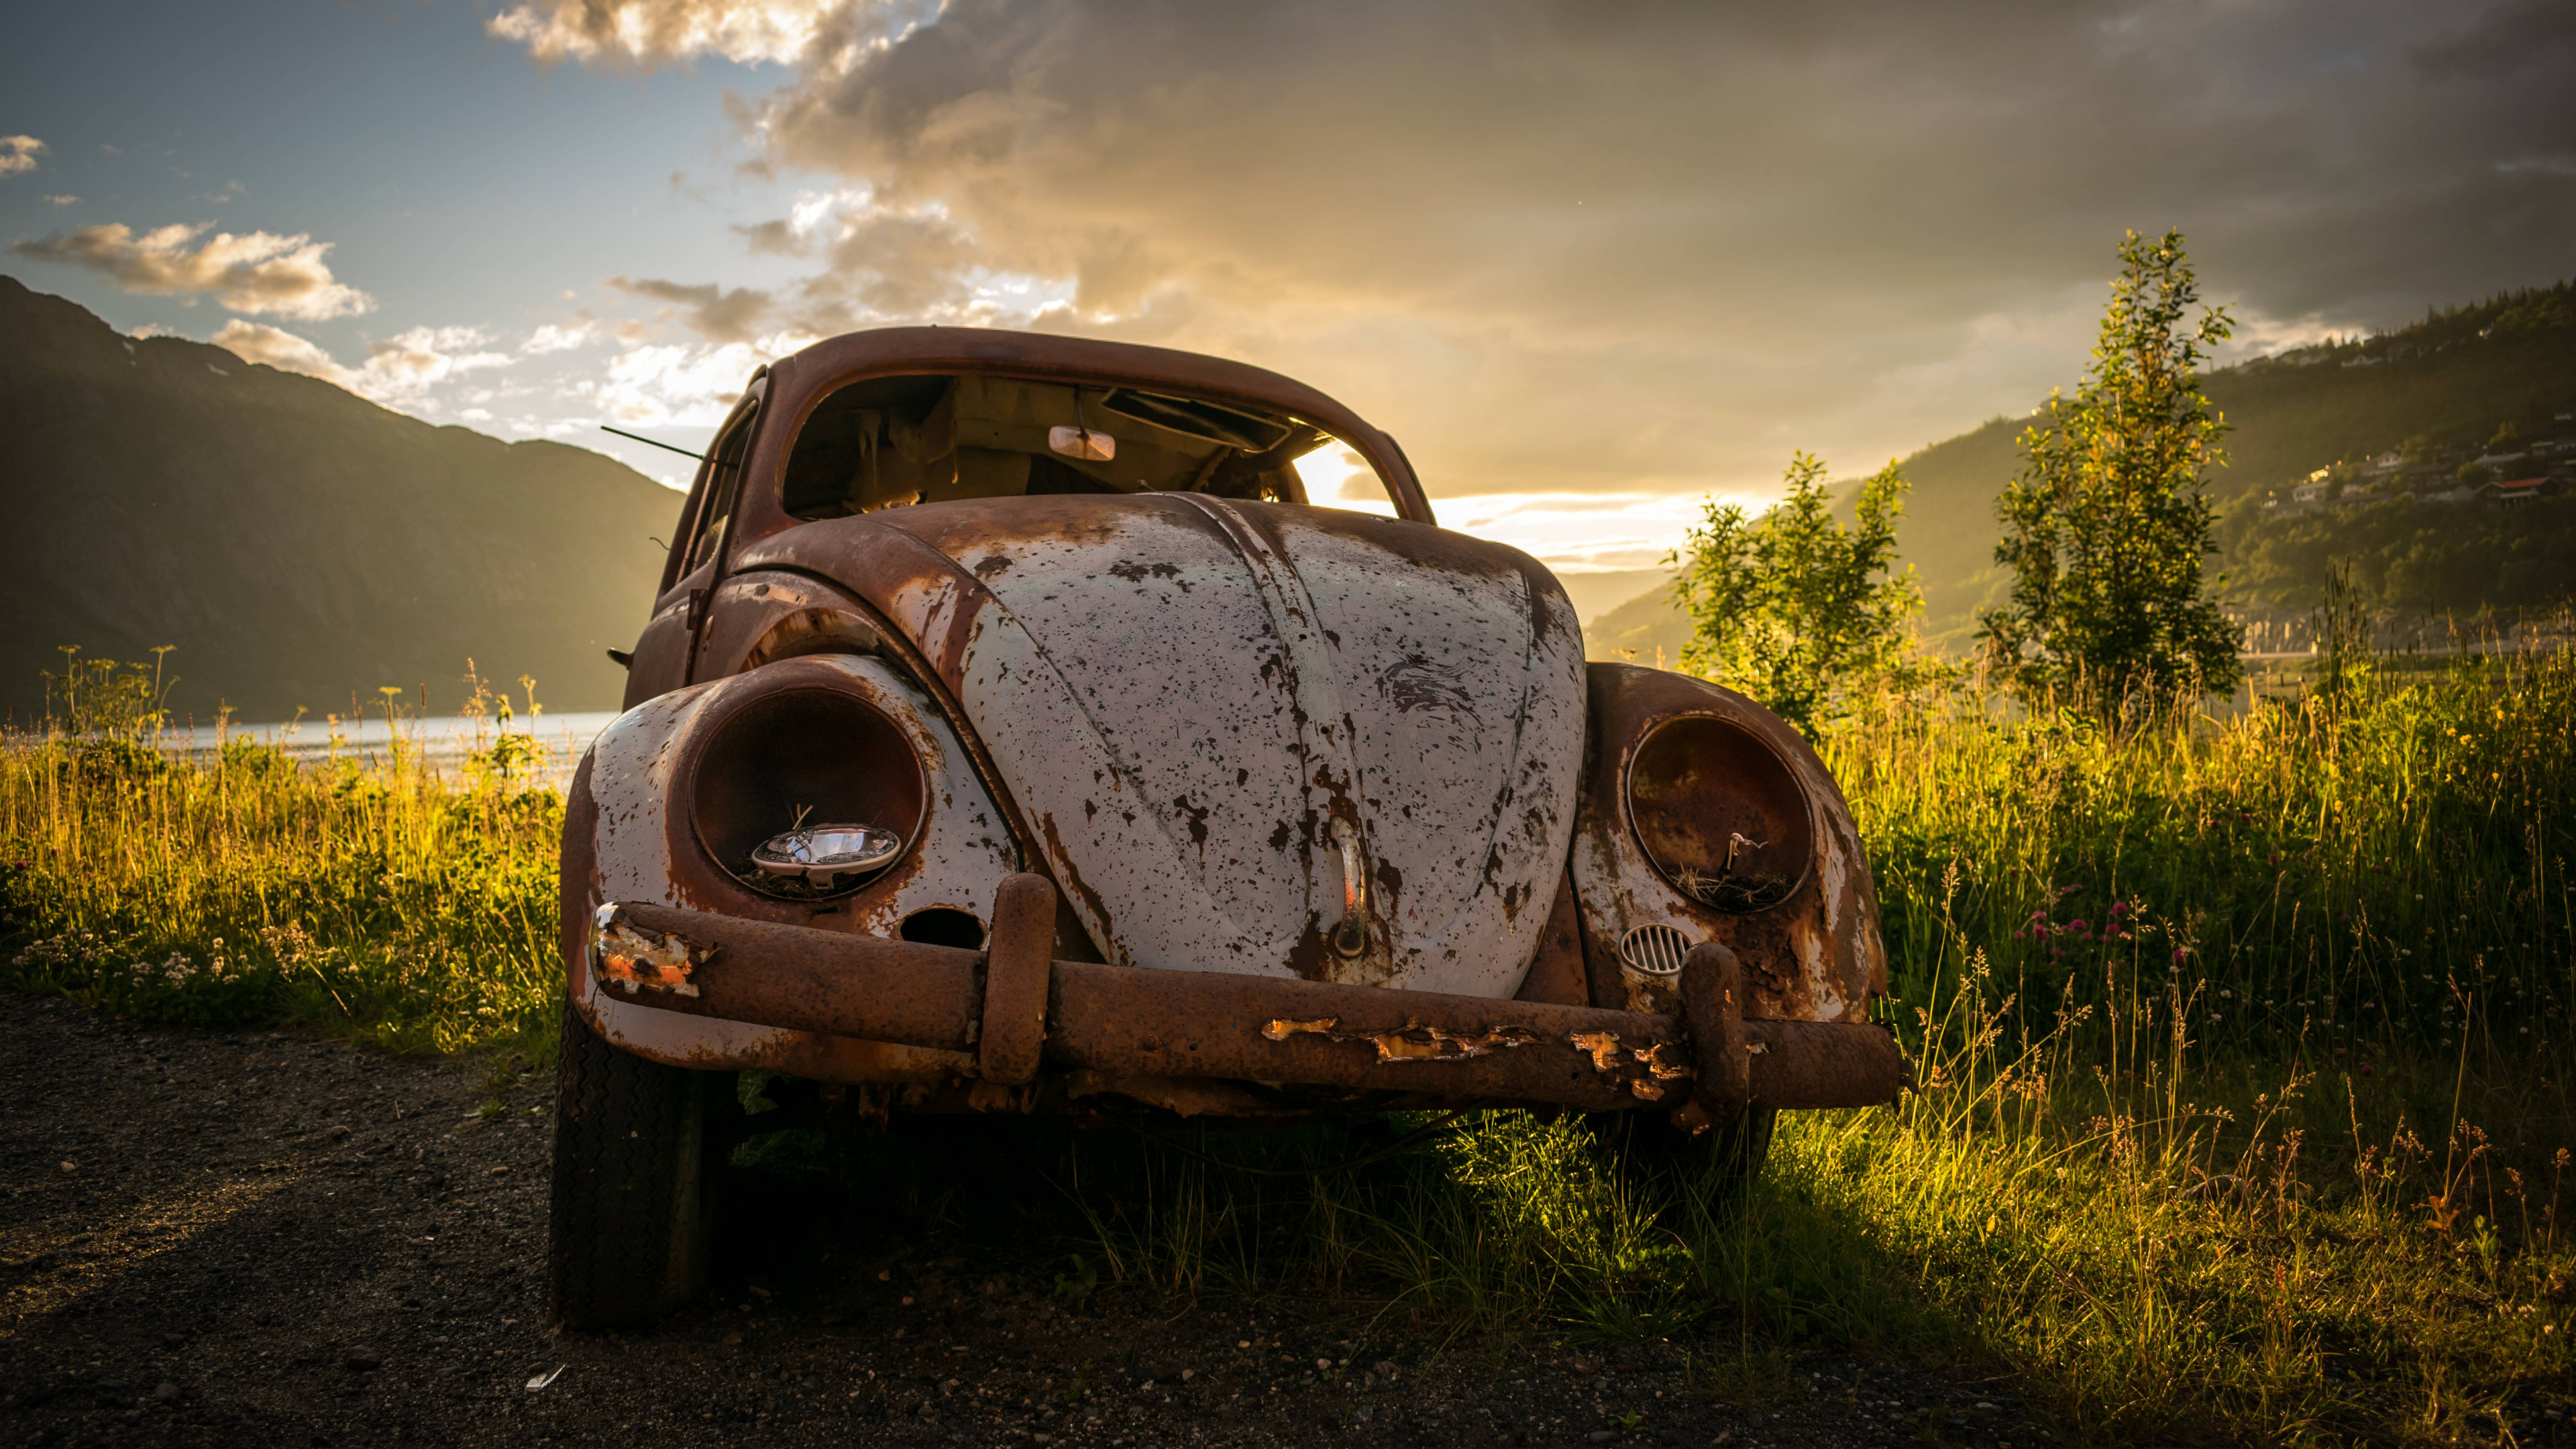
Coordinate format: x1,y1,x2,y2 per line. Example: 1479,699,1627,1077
1588,278,2576,661
0,276,681,722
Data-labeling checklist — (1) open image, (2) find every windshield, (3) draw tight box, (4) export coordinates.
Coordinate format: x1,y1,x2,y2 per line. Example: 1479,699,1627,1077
779,372,1379,520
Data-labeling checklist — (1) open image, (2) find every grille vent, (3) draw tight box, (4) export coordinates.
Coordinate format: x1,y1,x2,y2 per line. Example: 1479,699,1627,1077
1619,922,1692,976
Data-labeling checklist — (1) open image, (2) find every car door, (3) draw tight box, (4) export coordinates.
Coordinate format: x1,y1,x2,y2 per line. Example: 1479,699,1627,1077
620,386,763,709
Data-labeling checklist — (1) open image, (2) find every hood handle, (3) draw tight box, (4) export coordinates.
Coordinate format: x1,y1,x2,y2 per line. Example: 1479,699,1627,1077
1330,818,1369,959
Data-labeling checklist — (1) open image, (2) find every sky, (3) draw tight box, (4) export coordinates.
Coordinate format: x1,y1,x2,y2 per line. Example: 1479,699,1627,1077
4,0,2572,578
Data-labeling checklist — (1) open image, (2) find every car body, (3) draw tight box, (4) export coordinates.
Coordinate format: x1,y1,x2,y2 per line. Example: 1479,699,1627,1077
549,328,1902,1324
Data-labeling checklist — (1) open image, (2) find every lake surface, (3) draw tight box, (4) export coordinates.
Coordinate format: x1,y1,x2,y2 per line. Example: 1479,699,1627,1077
158,710,620,791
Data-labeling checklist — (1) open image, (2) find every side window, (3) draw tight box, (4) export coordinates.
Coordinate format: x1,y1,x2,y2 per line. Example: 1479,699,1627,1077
684,407,758,574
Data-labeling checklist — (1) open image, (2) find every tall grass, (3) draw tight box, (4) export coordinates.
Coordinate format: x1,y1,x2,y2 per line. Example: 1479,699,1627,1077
5,637,2572,1440
0,662,561,1054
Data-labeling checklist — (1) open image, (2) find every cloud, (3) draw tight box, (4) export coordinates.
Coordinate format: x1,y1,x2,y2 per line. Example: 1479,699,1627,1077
211,319,350,382
606,276,775,342
504,0,2576,520
0,136,42,178
13,221,373,319
485,0,893,66
582,329,813,424
213,320,513,406
521,321,598,354
43,195,76,207
2410,0,2576,79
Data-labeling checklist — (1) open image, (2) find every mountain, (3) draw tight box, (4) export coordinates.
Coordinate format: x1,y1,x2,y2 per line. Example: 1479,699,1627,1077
1586,279,2576,659
0,276,680,724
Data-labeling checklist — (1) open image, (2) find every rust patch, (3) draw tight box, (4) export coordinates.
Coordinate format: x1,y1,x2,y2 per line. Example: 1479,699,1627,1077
591,904,711,996
1568,1029,1695,1093
1570,1030,1625,1074
1261,1015,1544,1063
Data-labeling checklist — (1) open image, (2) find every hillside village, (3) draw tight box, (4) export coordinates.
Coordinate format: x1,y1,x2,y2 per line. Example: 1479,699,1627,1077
2266,413,2569,510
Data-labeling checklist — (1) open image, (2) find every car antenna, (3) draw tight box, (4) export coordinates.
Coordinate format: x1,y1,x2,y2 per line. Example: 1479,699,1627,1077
599,425,704,460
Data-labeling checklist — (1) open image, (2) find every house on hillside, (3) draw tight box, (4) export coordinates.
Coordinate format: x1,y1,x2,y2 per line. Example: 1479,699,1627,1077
2366,450,2405,474
2291,478,2331,504
2485,476,2559,504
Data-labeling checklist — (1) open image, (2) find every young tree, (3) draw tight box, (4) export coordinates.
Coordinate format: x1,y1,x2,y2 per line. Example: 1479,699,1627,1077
1668,452,1920,736
1978,229,2244,708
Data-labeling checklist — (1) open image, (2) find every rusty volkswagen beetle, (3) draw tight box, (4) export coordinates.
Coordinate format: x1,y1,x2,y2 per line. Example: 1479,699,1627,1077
550,327,1903,1328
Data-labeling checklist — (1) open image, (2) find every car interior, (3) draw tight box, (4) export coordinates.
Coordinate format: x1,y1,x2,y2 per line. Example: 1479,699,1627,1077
777,372,1343,520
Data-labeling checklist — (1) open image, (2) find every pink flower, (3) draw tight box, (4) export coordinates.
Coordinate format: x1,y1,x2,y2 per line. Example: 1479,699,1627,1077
2171,947,2190,965
2108,901,2131,918
2068,919,2087,932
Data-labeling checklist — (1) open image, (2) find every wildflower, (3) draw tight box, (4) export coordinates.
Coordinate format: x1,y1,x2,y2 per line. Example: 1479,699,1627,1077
2068,919,2087,932
2108,901,2131,918
2172,947,2190,965
2059,885,2080,896
2360,1063,2373,1076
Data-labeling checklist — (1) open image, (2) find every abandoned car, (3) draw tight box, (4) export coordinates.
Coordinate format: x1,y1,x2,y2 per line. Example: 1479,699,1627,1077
551,327,1904,1328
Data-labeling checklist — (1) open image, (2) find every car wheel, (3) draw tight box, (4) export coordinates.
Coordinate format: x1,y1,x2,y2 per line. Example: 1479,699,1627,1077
548,1000,718,1330
1598,1104,1776,1206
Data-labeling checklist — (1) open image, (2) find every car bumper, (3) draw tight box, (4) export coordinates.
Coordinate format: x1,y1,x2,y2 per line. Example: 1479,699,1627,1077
584,874,1907,1116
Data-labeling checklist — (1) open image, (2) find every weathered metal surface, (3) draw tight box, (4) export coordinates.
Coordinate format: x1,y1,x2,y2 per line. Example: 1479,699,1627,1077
694,568,883,674
1680,941,1751,1115
1260,1016,1547,1063
590,905,706,997
592,902,982,1049
579,900,1904,1110
734,494,1588,1000
977,873,1058,1086
1513,871,1592,1007
1569,665,1888,1024
570,654,1010,1083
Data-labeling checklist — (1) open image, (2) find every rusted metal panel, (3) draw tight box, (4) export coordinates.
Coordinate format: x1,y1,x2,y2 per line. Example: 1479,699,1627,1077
1513,871,1591,1007
586,898,1903,1110
1568,664,1887,1024
976,873,1057,1085
692,569,883,676
1680,941,1750,1114
570,654,1012,1083
734,494,1587,1000
594,902,981,1049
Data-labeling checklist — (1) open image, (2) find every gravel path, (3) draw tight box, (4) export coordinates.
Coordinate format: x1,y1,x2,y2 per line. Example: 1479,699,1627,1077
0,994,2050,1448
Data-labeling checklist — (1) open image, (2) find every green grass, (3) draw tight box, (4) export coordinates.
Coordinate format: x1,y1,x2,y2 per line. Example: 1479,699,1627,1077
5,638,2573,1443
0,678,564,1057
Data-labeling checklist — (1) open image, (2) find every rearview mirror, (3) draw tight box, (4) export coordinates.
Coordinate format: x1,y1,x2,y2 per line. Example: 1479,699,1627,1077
1049,425,1115,462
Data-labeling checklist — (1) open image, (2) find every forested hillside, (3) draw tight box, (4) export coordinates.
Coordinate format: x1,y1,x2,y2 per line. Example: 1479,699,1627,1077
1589,279,2576,659
0,277,680,722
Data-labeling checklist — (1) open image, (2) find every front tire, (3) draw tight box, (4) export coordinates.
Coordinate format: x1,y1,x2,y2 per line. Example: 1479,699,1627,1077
548,1002,718,1330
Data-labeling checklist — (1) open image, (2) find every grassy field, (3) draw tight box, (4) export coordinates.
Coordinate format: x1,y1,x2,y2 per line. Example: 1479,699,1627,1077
5,641,2571,1443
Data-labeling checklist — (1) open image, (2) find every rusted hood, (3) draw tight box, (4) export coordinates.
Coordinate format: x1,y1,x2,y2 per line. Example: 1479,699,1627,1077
737,495,1587,996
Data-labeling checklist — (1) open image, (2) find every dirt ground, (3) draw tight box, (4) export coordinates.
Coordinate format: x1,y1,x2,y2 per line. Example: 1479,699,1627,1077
0,993,2054,1448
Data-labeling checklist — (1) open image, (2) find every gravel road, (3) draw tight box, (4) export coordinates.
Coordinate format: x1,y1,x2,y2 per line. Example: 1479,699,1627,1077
0,994,2049,1448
